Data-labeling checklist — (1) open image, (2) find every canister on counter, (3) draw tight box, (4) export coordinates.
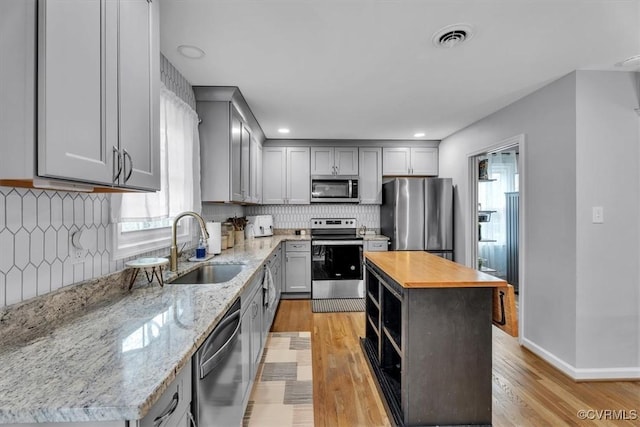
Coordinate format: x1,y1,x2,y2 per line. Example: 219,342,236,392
223,222,235,248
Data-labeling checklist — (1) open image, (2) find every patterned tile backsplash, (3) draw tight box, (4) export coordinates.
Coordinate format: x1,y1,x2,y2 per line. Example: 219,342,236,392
245,204,380,230
0,191,379,308
0,187,182,308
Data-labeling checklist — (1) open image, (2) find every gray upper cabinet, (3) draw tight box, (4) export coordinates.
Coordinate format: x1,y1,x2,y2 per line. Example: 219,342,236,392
0,0,160,191
287,147,311,204
262,147,310,205
117,0,160,190
359,147,382,204
382,147,438,176
249,135,262,203
230,109,243,202
310,146,358,176
37,0,111,185
195,87,266,204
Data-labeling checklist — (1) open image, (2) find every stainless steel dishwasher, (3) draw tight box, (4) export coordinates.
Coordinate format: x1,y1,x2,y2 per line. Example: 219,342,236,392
192,298,247,426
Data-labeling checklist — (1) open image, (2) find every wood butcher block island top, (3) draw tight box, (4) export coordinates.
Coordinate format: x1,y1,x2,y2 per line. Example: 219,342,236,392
365,250,507,289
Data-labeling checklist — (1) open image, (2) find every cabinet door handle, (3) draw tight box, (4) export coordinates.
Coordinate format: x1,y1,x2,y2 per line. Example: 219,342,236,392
153,391,179,427
112,146,122,183
123,149,133,183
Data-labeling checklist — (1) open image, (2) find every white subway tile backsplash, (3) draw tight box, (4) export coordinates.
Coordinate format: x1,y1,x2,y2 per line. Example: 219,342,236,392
44,228,56,264
30,228,44,266
6,267,21,305
0,230,12,272
62,195,74,228
22,193,37,231
0,191,5,228
73,197,83,224
84,198,93,227
22,265,37,300
97,226,106,253
62,258,74,286
37,263,50,296
57,229,69,260
51,195,63,229
37,194,50,228
0,188,146,307
0,273,5,307
93,198,101,225
6,192,22,233
244,204,380,230
51,259,63,291
73,262,83,284
201,203,245,223
14,229,29,269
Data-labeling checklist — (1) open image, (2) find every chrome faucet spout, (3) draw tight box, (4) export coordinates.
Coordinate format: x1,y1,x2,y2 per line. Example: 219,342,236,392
170,211,210,272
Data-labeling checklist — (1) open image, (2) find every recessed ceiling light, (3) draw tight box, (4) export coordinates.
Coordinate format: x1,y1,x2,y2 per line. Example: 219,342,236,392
414,132,426,138
177,45,205,59
278,128,290,134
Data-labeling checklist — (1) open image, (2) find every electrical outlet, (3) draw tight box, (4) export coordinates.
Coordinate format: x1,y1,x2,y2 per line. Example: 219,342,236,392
72,248,88,263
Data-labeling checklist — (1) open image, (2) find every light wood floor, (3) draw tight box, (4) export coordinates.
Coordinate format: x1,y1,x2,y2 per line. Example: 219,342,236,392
272,300,640,427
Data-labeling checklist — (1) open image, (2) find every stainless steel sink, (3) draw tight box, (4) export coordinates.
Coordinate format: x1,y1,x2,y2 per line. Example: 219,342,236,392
170,263,247,284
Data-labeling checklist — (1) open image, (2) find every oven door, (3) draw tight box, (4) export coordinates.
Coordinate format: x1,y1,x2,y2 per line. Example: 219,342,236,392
311,240,364,299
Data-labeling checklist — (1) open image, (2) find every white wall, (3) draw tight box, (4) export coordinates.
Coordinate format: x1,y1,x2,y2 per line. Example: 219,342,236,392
440,72,579,367
575,71,640,371
440,70,640,378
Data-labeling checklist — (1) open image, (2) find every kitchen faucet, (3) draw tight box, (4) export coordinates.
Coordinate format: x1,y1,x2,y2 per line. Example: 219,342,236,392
170,211,210,272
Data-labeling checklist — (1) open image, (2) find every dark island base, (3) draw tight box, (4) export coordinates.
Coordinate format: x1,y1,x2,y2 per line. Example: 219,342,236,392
361,337,404,426
362,337,491,427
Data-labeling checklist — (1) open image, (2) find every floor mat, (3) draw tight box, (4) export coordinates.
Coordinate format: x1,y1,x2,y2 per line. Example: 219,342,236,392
243,332,314,427
311,298,365,313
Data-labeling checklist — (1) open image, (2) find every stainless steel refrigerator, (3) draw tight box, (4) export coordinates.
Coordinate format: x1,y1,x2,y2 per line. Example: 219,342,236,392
380,177,454,259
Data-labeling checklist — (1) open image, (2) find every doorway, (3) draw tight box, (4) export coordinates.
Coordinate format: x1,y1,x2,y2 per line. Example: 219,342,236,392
469,135,524,295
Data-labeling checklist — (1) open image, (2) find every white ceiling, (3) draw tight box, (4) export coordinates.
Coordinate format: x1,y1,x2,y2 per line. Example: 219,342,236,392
159,0,640,141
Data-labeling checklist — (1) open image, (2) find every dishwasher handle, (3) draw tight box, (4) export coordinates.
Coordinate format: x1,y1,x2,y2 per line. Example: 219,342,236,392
199,309,241,379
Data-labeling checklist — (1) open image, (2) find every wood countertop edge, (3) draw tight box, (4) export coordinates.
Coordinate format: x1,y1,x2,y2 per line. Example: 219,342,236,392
365,252,507,289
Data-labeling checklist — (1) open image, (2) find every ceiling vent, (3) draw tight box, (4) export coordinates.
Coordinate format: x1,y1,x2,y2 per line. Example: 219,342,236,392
432,24,474,48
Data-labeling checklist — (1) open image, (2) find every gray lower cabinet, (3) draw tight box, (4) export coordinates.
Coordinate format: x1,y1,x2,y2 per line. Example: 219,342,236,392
138,360,192,427
263,245,282,338
364,240,388,252
284,241,311,293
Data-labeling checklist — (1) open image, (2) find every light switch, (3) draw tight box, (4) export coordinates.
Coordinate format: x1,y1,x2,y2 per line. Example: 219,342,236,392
592,206,604,224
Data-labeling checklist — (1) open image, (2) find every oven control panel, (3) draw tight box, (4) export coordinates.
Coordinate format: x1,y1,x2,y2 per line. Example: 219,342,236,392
311,218,357,229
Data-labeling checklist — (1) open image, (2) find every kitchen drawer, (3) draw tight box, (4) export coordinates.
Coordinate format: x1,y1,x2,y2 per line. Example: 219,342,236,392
286,241,310,252
365,240,388,252
138,360,192,427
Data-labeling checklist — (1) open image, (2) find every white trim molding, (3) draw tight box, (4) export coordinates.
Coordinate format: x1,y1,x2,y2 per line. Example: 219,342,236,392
467,133,526,339
522,338,640,381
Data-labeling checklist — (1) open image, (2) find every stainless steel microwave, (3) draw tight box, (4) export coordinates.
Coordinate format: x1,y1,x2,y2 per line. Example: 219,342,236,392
311,176,359,203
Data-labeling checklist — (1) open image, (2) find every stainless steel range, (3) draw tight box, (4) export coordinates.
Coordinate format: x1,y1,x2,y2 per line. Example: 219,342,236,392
311,218,364,299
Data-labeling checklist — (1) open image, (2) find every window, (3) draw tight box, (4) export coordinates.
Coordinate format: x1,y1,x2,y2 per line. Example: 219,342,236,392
111,85,201,260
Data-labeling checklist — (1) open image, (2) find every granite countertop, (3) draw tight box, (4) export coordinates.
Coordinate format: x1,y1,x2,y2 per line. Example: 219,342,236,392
0,235,306,424
365,251,507,289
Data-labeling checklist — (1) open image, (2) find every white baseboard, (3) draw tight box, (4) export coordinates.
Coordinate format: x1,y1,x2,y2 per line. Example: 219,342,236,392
521,338,640,381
